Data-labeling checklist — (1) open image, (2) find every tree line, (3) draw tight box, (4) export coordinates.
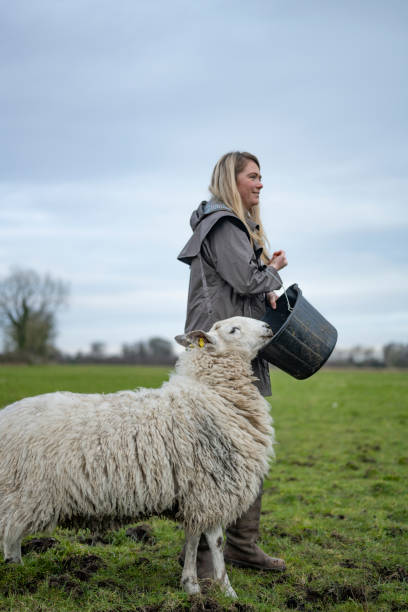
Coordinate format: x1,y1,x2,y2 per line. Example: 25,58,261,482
0,268,407,367
0,268,176,365
69,338,176,366
328,345,408,368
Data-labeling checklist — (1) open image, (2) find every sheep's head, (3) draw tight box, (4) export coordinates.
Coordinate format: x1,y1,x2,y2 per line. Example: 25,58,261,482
175,316,273,360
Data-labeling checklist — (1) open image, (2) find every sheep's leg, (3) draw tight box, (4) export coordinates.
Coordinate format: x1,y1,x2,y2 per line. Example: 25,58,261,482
4,543,22,564
204,526,237,599
180,530,200,595
3,526,23,564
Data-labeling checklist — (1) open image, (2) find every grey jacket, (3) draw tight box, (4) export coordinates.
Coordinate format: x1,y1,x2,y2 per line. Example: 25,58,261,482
178,200,282,396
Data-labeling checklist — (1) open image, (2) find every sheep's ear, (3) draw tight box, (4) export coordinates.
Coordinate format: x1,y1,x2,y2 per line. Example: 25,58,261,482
175,330,215,349
175,334,190,347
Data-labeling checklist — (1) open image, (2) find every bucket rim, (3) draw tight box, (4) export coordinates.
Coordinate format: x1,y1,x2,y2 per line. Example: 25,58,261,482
265,283,302,345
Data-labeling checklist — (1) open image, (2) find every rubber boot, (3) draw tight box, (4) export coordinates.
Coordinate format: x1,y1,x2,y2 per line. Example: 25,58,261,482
223,491,286,571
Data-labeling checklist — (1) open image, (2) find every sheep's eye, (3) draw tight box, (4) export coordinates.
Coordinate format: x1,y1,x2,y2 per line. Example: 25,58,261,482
229,326,239,334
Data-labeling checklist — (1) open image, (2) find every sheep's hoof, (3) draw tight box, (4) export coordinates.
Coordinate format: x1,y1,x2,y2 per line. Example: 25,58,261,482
222,583,237,599
181,577,201,595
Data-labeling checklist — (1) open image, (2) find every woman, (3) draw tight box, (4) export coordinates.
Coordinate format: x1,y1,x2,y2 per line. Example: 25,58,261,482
177,151,287,577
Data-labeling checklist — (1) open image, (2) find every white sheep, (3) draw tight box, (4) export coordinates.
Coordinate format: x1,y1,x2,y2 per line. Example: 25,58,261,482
0,316,275,598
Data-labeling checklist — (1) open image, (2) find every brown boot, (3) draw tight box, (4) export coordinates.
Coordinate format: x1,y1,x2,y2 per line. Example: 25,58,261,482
224,491,286,571
178,534,214,580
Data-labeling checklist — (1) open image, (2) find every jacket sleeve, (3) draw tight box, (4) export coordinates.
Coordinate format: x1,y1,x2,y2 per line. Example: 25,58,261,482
203,217,282,295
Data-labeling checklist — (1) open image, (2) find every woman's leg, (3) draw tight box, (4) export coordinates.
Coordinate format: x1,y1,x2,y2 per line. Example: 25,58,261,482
224,488,286,571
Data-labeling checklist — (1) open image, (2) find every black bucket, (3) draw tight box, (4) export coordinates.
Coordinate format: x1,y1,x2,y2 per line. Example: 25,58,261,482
259,284,337,380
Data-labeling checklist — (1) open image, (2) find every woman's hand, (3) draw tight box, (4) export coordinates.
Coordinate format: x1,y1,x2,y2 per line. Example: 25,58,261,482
267,291,279,310
268,250,288,271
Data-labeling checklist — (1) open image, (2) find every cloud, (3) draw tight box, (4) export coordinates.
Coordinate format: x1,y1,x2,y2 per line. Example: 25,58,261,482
2,1,407,180
1,168,407,353
0,1,407,352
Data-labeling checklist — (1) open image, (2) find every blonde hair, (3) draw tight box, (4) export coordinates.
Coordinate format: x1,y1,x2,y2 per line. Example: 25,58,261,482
209,151,270,263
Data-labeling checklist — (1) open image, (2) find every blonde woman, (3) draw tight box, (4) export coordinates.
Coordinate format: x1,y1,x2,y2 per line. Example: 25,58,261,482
177,152,287,578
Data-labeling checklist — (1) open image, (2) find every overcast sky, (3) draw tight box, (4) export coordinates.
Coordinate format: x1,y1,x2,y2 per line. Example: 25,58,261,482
1,0,407,354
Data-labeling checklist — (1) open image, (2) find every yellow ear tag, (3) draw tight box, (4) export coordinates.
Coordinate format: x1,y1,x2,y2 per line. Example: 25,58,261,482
198,337,205,348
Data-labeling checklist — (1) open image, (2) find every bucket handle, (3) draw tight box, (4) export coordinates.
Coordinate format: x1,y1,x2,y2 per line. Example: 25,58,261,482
282,283,294,313
269,283,293,313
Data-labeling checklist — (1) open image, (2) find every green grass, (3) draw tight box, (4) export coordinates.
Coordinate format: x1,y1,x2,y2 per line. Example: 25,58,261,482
0,365,407,611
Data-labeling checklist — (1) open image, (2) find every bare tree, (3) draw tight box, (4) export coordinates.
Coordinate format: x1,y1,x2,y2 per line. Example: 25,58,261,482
0,267,69,358
121,337,176,365
148,337,174,361
383,343,408,367
89,341,106,358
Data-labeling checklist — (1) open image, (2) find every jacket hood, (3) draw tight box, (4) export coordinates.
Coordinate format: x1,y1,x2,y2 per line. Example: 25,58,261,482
190,199,232,231
178,199,261,265
178,200,245,265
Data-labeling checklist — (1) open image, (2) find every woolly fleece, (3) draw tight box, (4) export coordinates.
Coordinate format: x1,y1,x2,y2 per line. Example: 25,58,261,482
0,317,275,559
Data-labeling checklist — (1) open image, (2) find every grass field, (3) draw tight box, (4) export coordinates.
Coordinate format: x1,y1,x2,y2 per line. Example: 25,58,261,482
0,365,407,611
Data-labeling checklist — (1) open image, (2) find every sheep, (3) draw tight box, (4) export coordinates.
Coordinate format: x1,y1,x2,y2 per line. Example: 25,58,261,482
0,316,275,598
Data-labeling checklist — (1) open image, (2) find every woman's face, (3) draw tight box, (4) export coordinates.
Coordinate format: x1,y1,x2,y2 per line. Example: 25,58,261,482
236,160,263,210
